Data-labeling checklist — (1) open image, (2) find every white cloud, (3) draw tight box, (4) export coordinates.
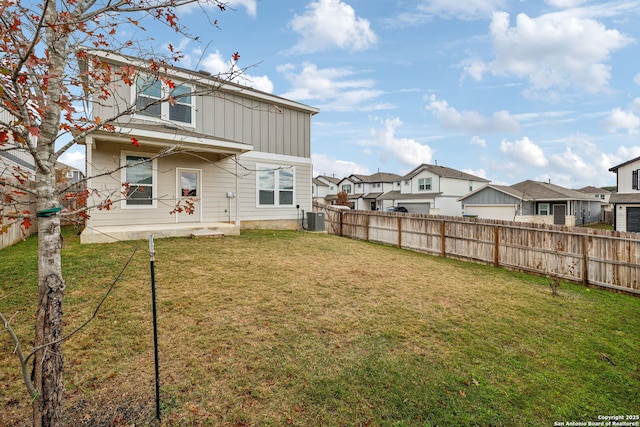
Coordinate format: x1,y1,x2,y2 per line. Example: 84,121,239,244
500,137,548,168
200,50,274,93
549,147,592,183
463,168,488,179
312,153,370,177
602,108,640,134
470,136,487,147
287,0,377,54
394,0,507,24
59,149,85,171
635,73,640,86
545,0,588,7
363,117,433,168
601,145,640,170
226,0,258,17
278,62,390,112
467,11,633,96
426,95,520,133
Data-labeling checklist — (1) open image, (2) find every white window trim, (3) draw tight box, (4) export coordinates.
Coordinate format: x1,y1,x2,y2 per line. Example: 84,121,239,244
131,75,196,127
256,164,296,208
418,177,432,191
120,151,158,209
538,203,550,216
175,168,203,222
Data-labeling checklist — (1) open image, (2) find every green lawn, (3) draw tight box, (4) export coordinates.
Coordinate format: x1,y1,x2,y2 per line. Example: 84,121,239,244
1,228,639,426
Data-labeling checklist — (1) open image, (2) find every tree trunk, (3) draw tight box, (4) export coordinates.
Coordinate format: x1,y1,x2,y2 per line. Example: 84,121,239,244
32,1,68,422
33,211,65,427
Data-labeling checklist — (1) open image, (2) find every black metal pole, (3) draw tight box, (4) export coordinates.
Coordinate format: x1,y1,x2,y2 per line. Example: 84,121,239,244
149,235,161,420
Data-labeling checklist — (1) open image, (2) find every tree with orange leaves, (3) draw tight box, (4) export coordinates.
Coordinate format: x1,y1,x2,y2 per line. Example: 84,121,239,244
0,1,239,425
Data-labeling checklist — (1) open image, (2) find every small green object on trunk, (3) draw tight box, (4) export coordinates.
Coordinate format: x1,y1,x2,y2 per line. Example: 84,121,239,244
36,206,62,217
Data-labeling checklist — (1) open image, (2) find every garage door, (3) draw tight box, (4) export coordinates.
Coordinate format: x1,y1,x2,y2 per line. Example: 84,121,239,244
464,205,516,221
626,207,640,232
398,203,430,214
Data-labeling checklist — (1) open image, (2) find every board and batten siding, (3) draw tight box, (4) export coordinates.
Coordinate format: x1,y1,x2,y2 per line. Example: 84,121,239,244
462,187,521,206
92,59,313,160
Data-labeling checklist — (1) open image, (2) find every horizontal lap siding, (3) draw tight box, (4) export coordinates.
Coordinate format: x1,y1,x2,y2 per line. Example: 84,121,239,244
318,205,640,295
89,143,235,227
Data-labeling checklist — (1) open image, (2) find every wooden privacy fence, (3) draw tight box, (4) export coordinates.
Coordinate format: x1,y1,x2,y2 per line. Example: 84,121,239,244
315,205,640,295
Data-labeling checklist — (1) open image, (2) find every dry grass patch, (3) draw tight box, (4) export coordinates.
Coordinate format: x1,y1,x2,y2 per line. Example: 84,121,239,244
1,229,639,426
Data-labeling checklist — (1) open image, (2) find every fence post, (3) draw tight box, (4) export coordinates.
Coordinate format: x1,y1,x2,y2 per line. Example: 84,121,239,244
494,225,500,267
339,212,343,237
440,220,446,257
398,216,402,248
366,212,370,242
582,234,589,286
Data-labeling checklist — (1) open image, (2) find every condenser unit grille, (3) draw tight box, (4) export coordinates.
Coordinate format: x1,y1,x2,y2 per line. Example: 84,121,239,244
307,212,325,232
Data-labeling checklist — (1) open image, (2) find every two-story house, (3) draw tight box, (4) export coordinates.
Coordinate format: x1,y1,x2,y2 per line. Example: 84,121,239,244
609,156,640,232
379,164,490,215
335,172,400,210
80,51,319,243
312,175,340,205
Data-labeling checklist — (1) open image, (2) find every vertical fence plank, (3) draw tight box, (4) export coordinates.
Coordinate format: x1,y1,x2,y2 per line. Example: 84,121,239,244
494,225,500,268
582,235,589,286
440,220,446,257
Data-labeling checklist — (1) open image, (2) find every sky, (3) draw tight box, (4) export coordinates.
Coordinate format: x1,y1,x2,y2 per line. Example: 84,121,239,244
59,0,640,188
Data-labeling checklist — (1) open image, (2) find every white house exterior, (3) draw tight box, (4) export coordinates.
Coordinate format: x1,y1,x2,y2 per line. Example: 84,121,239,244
80,51,319,243
609,156,640,232
379,164,490,215
312,175,340,205
333,173,398,210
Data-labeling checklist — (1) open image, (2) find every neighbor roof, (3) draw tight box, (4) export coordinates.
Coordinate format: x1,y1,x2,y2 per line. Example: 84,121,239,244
458,184,527,201
609,193,640,204
576,186,611,195
511,180,594,201
350,172,402,183
609,156,640,172
401,164,490,182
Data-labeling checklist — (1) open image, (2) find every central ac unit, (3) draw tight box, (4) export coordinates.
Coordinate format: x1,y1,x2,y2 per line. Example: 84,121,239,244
306,212,325,232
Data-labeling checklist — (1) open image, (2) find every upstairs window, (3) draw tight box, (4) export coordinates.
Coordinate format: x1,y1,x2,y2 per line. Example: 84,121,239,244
372,183,381,189
342,184,351,193
134,75,195,126
418,177,431,191
633,170,639,190
136,76,162,118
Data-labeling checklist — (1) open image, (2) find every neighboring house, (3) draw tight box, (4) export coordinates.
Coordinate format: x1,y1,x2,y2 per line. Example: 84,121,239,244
1,111,37,248
576,185,613,223
312,175,340,205
459,180,601,226
80,50,319,243
379,164,490,215
333,172,401,210
608,156,640,232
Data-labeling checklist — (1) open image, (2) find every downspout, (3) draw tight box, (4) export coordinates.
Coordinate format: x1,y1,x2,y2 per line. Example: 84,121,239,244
234,154,240,227
84,135,93,231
